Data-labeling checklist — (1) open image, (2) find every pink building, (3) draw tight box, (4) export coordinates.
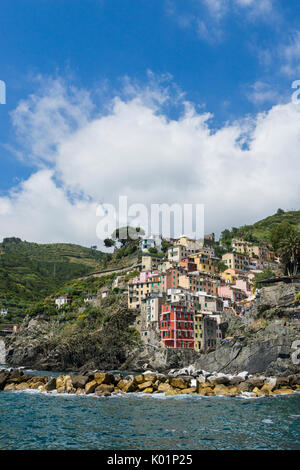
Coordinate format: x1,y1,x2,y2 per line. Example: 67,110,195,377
218,285,247,303
235,279,251,297
131,270,159,284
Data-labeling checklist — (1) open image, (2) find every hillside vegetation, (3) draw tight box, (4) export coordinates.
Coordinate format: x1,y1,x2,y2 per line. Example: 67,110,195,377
5,292,140,371
0,238,107,322
221,210,300,246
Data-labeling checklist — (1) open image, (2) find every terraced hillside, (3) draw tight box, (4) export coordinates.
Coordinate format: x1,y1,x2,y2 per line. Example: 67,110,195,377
0,238,107,323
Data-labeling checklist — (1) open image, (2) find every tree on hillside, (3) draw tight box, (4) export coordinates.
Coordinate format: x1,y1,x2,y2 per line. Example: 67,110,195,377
269,221,296,252
112,226,145,246
276,208,285,215
220,229,232,240
161,239,171,253
279,232,300,276
104,238,115,248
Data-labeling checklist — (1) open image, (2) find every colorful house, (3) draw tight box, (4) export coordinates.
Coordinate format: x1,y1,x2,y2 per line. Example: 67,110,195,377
217,285,247,303
194,313,217,351
222,252,250,271
160,304,194,349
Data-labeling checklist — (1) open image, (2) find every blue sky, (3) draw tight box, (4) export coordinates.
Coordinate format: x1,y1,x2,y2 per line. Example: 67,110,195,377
0,0,300,244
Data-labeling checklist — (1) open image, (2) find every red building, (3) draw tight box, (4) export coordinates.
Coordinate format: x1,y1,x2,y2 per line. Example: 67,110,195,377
160,304,194,349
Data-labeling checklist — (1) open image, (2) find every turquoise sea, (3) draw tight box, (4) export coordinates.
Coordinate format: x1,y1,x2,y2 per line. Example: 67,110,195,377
0,371,300,450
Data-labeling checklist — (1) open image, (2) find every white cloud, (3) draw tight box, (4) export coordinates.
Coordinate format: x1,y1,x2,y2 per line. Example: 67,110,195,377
202,0,275,17
0,169,99,245
10,77,94,164
280,31,300,77
247,81,281,105
167,0,278,44
1,76,300,245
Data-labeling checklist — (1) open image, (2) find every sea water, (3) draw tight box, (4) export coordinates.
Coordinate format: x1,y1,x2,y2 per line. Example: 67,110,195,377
0,378,299,450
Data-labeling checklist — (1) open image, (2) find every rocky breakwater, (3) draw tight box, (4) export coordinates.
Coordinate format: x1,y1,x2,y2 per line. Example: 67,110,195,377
1,368,300,398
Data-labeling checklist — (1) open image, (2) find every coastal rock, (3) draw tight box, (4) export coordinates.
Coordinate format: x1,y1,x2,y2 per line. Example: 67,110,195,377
197,386,215,396
179,387,196,394
207,375,230,385
276,377,291,387
70,375,89,389
289,374,300,386
237,371,249,380
142,387,154,393
95,384,114,393
134,374,145,384
15,382,30,390
85,380,98,394
237,382,253,393
165,389,179,396
248,378,265,389
170,377,190,389
253,387,269,397
228,376,244,386
196,375,206,384
272,388,294,395
0,371,10,390
263,377,277,392
214,384,231,395
94,372,115,385
45,377,57,392
117,379,137,393
30,381,45,389
140,373,157,383
55,375,73,393
4,383,16,391
28,376,47,384
9,370,24,380
138,381,153,391
157,382,173,393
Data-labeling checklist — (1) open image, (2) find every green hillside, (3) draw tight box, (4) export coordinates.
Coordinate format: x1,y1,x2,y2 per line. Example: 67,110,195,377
0,237,108,322
221,210,300,245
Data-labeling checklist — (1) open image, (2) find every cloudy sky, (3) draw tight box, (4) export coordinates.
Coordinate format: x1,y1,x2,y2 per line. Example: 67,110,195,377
0,0,300,246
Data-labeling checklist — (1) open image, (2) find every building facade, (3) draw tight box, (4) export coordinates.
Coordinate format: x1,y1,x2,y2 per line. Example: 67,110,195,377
194,313,217,351
222,252,250,271
160,304,194,349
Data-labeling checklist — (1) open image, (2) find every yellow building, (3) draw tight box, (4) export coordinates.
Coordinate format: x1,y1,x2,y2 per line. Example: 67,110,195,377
189,253,217,274
128,275,161,309
222,252,250,271
232,238,275,261
221,268,245,284
178,273,218,296
231,238,253,255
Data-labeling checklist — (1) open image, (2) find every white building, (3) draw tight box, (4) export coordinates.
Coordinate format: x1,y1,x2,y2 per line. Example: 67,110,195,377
55,296,71,308
84,295,97,304
139,235,162,253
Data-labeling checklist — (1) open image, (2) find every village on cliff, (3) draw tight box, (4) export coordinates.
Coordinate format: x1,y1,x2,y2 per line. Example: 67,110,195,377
53,232,281,353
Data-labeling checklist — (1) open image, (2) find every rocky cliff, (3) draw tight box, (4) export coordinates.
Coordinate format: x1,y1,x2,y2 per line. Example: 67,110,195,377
4,282,300,376
192,281,300,376
5,294,139,371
